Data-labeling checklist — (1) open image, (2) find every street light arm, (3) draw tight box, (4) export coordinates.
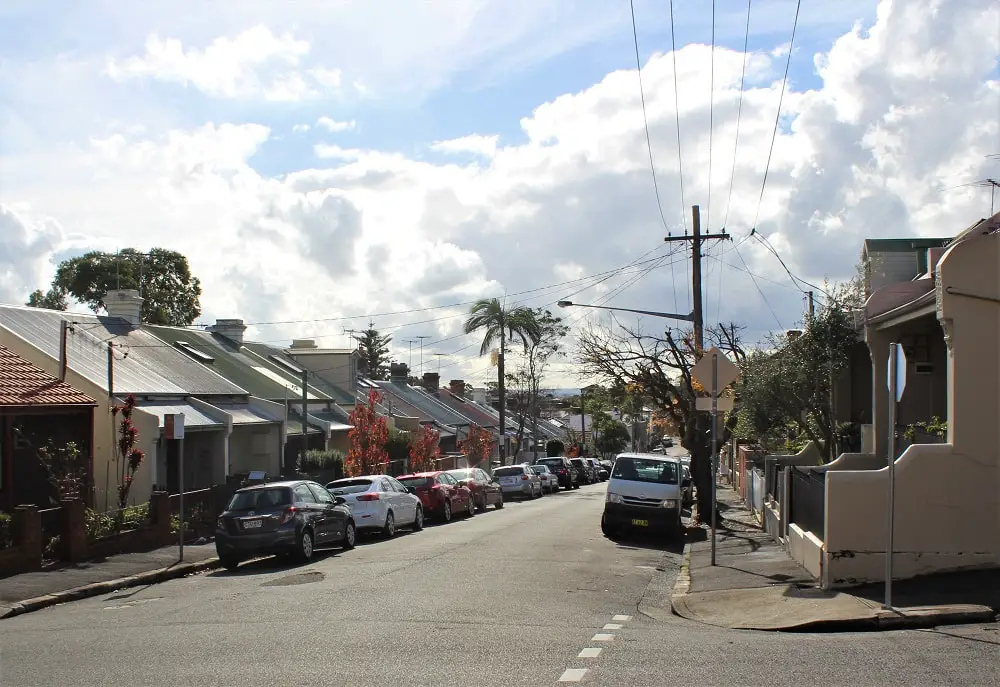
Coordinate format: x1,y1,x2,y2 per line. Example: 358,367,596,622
558,300,694,323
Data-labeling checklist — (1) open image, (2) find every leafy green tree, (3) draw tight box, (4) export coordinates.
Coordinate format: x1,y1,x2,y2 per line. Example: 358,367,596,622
735,279,864,459
358,323,392,379
43,248,201,325
594,419,631,457
26,288,68,311
463,298,542,463
505,308,568,457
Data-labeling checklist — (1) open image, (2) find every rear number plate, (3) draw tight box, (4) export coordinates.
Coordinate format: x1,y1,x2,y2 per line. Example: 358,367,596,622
243,519,263,529
631,519,648,527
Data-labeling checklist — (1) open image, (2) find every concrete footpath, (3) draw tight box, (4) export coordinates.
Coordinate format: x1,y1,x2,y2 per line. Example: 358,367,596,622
0,544,219,619
658,484,998,632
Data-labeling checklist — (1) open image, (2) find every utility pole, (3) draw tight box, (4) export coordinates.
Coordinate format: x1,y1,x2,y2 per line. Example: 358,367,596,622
808,291,815,319
664,205,731,350
300,369,309,474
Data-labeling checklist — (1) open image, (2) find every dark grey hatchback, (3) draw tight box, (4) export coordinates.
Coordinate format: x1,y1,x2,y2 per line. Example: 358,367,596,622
215,480,356,570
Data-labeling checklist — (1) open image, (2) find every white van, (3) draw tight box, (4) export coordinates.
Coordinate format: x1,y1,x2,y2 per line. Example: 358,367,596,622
601,453,683,539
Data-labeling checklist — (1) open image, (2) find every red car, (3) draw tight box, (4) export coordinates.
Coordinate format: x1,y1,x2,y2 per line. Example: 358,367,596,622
397,471,475,523
446,467,504,512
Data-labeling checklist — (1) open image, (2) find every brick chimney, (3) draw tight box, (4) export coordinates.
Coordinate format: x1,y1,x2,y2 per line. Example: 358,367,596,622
105,289,143,328
208,319,247,345
389,362,409,382
290,339,319,349
449,380,466,398
786,329,803,342
422,372,440,394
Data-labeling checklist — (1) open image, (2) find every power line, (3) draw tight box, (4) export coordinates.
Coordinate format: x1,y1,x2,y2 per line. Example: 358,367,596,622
751,232,827,295
750,0,801,235
732,241,783,330
668,0,690,310
706,0,716,231
629,0,682,315
704,252,802,291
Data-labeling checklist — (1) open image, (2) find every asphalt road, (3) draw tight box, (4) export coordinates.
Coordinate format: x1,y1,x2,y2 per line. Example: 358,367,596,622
1,481,997,686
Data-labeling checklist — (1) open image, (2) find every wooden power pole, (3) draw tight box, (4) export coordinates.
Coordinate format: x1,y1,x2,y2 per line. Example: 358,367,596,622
663,205,731,350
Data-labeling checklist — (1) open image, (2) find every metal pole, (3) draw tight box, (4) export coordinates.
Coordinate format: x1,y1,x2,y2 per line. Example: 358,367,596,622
692,206,704,351
710,352,719,566
178,436,185,562
300,369,309,474
885,343,898,608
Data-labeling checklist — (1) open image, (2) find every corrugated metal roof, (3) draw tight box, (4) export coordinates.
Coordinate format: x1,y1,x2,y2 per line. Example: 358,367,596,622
384,382,472,428
364,385,428,422
144,325,335,403
212,403,282,425
0,344,96,406
0,306,246,396
241,341,356,405
135,401,224,429
435,390,500,429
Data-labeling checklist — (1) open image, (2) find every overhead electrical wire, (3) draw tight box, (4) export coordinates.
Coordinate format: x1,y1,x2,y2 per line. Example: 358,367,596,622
668,0,691,309
629,0,683,313
750,0,801,236
732,241,783,330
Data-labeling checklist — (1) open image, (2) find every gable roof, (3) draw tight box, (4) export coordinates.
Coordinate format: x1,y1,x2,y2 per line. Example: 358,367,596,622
435,389,500,429
241,340,356,405
144,325,335,403
0,344,96,407
380,381,474,428
0,305,245,396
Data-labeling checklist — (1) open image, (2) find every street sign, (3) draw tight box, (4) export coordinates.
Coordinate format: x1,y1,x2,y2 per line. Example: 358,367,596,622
696,397,734,412
690,347,740,391
164,412,185,440
886,345,907,402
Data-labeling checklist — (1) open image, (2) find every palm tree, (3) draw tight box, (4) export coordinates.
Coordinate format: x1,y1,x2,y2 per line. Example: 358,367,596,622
463,298,542,464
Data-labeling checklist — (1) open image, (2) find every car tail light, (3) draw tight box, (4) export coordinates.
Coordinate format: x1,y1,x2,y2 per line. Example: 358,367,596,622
279,506,298,525
356,493,381,502
521,475,529,480
557,469,567,475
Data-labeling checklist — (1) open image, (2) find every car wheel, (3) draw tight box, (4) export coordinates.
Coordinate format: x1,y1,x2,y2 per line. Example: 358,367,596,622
412,507,424,531
383,511,396,538
601,515,618,540
220,555,240,571
467,498,475,517
342,520,356,550
495,493,504,509
441,499,453,522
295,528,314,563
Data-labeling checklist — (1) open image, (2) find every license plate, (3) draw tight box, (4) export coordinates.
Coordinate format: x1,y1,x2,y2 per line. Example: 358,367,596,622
243,519,263,529
631,519,648,527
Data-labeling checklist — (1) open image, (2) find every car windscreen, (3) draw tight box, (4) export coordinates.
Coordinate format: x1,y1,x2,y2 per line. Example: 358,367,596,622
227,487,291,511
537,459,564,468
570,459,585,467
611,458,679,485
398,476,434,489
327,479,373,495
493,467,524,477
532,466,549,473
447,469,472,481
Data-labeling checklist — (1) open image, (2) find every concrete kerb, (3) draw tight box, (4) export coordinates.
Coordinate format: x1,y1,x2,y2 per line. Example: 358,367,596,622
0,557,221,620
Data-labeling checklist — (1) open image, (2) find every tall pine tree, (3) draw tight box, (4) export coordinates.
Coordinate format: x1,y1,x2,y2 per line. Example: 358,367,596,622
358,322,392,380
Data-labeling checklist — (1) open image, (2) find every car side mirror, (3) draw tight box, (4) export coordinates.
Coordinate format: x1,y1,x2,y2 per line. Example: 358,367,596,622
334,496,346,505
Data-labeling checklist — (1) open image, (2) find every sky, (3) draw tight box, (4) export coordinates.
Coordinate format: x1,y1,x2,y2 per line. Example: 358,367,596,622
1,0,998,390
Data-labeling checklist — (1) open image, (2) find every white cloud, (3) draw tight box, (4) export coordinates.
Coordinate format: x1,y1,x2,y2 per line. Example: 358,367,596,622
105,25,341,101
431,134,499,157
292,123,310,134
316,116,356,132
3,0,999,385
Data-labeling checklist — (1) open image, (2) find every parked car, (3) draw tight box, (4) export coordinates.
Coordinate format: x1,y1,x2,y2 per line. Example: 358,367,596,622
397,471,475,522
528,464,559,493
681,465,695,506
493,464,543,499
215,480,355,570
663,438,674,448
599,459,614,479
587,458,606,481
533,456,579,490
326,474,424,538
446,467,504,512
601,453,683,539
570,457,595,484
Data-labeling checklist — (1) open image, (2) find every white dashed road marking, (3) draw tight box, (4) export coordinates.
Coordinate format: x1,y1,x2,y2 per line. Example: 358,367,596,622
558,613,632,683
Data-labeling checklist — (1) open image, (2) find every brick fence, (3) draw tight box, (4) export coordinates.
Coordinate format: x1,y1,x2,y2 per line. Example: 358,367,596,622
0,492,174,580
